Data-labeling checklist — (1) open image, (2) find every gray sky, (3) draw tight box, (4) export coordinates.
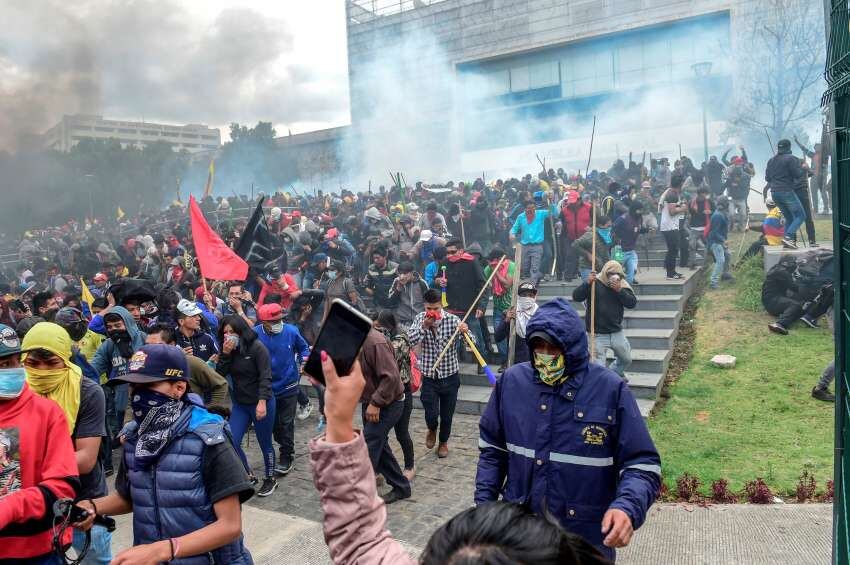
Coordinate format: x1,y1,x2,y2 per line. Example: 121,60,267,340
0,0,350,147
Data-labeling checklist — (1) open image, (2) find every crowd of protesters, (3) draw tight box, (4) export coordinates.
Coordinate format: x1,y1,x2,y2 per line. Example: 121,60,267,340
0,138,831,563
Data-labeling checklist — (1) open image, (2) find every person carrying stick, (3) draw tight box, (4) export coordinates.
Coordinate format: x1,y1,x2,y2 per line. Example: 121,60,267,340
407,289,473,458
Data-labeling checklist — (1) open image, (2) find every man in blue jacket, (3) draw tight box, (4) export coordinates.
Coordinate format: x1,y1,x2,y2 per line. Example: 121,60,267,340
255,303,310,476
475,298,661,561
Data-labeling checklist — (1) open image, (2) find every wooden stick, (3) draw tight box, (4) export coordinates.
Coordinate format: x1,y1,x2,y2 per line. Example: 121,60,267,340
507,244,523,367
590,202,598,360
585,116,597,179
432,255,507,374
459,204,467,248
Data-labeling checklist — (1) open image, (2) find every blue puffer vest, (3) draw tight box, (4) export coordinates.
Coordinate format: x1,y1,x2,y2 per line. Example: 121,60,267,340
123,406,253,564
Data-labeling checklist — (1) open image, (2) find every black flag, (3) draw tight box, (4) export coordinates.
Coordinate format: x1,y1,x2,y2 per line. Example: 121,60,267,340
235,200,287,274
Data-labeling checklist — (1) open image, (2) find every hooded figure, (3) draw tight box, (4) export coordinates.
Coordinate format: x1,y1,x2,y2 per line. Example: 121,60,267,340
21,322,84,433
90,306,147,380
475,298,660,561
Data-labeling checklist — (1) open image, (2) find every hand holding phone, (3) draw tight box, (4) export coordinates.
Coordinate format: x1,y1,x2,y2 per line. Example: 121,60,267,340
303,299,372,385
317,351,365,443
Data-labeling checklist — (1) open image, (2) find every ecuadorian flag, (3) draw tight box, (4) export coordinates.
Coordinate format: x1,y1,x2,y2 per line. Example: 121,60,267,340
80,277,96,320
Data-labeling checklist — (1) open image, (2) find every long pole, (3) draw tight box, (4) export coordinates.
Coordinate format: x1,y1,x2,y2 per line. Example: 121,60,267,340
585,116,597,180
702,101,709,163
590,202,597,360
459,204,467,248
507,244,523,367
432,255,507,374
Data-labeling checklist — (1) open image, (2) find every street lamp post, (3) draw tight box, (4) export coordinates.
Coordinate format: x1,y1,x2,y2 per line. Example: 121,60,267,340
692,61,713,163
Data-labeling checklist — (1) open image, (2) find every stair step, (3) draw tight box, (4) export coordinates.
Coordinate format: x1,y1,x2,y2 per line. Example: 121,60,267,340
406,383,656,418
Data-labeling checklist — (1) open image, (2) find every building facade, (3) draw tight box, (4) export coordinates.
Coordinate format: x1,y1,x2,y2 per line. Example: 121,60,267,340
44,114,221,154
344,0,818,178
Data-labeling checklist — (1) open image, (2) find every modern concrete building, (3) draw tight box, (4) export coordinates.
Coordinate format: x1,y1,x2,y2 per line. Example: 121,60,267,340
44,114,221,154
344,0,818,177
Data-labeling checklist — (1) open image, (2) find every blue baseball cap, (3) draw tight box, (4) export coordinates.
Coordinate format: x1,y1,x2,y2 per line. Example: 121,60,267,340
108,344,189,385
0,324,20,357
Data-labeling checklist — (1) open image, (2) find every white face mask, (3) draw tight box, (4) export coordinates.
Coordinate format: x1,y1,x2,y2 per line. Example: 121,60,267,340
267,322,284,335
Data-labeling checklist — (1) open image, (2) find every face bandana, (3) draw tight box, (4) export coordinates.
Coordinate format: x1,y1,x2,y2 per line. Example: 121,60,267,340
515,297,539,339
26,366,81,433
533,352,567,386
131,387,184,470
0,368,27,399
108,329,134,359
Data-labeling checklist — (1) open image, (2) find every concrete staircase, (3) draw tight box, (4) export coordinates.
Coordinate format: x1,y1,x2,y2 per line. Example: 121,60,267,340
408,267,702,418
300,234,704,419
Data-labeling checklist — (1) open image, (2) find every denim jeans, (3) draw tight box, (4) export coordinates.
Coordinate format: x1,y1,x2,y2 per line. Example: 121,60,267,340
818,361,836,390
520,243,543,286
230,396,278,478
72,525,113,564
420,372,460,443
363,399,410,496
621,250,638,284
709,243,730,287
492,309,508,362
593,331,632,376
772,190,805,240
104,383,128,440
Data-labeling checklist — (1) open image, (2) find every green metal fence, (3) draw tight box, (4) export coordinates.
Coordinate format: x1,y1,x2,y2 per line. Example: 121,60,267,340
825,1,850,563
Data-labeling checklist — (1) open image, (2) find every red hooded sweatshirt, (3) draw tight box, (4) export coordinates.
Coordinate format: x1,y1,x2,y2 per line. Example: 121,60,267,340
0,384,79,559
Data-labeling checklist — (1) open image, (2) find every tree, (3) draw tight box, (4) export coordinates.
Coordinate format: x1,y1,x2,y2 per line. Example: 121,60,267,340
728,0,826,143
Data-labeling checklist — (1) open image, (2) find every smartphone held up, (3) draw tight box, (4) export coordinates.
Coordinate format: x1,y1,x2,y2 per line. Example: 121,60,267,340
303,299,373,385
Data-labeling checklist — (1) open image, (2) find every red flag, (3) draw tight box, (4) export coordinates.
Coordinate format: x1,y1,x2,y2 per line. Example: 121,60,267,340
189,196,248,281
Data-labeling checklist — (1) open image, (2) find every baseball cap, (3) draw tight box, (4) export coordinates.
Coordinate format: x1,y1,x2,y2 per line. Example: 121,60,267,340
93,272,108,283
518,282,538,295
419,229,433,242
528,331,556,345
110,344,189,385
0,324,21,357
176,298,202,317
258,303,284,322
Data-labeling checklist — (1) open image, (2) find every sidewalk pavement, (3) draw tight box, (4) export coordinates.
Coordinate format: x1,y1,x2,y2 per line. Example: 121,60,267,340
111,502,831,564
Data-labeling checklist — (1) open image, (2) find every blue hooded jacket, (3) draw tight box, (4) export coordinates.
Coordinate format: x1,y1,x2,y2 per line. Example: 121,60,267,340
475,298,661,561
90,306,147,380
254,323,310,397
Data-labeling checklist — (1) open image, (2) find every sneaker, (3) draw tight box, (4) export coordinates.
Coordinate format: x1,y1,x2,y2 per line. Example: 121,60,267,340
380,488,411,505
782,238,798,249
666,273,684,280
296,402,313,421
812,387,835,402
721,273,735,282
316,416,326,434
810,241,820,248
257,478,277,497
248,475,259,486
768,322,788,335
632,279,640,285
274,459,293,476
801,315,820,329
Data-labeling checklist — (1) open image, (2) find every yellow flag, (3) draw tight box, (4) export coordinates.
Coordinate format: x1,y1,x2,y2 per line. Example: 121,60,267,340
116,206,125,220
203,160,215,198
80,277,96,318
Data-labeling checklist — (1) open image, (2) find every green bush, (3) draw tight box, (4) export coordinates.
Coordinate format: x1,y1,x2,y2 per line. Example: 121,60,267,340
733,255,765,312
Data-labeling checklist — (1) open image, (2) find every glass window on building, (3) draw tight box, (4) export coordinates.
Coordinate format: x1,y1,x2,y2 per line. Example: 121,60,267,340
616,41,643,89
510,66,529,92
562,47,613,97
528,61,559,89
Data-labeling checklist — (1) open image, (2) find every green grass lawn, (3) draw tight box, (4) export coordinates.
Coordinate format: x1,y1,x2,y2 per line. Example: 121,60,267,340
648,253,835,497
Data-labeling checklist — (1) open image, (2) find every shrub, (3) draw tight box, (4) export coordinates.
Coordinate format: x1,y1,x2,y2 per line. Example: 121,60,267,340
818,479,835,503
744,478,774,504
710,479,738,503
795,470,817,503
733,255,765,312
676,472,702,502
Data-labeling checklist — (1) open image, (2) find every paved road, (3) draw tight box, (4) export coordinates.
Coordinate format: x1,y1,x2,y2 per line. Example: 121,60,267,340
109,409,832,564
